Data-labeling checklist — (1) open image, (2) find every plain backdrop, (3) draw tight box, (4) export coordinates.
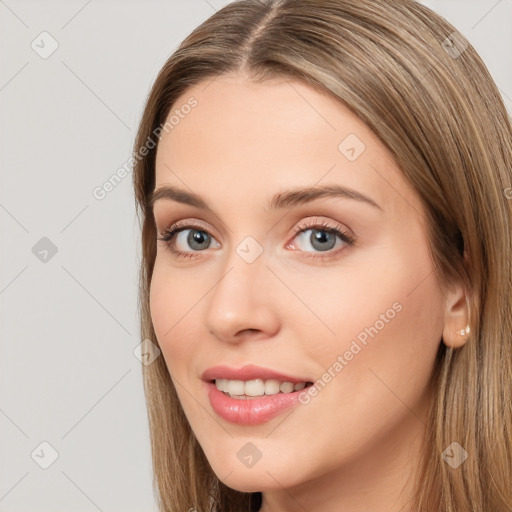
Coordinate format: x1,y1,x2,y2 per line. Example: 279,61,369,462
0,1,511,511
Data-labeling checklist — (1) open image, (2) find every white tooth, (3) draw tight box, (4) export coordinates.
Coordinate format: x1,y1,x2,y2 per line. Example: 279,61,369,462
279,382,294,393
227,380,245,396
216,379,228,392
245,379,265,396
264,379,281,395
293,382,306,391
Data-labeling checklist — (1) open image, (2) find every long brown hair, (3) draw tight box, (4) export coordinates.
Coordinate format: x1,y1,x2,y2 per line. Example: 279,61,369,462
132,1,512,510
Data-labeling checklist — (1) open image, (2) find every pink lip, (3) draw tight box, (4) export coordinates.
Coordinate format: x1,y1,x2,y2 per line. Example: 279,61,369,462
201,364,309,383
202,364,312,425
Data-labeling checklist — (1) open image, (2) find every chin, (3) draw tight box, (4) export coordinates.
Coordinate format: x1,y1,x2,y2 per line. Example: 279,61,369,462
218,474,281,493
209,459,302,493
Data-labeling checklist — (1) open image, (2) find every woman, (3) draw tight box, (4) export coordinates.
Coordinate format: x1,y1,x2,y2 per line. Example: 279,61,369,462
132,1,512,510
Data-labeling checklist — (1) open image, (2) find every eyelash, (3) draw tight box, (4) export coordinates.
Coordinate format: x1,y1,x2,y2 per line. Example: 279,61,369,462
156,218,356,261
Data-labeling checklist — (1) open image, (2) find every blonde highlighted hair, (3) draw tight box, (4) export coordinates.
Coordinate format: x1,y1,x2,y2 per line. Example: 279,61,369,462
133,1,512,510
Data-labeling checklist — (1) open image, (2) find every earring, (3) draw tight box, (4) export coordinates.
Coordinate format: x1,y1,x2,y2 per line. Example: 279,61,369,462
456,325,470,336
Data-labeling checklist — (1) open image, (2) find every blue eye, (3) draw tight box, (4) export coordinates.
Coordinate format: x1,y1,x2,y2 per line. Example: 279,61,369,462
287,219,355,260
157,223,220,259
174,229,215,251
292,226,350,253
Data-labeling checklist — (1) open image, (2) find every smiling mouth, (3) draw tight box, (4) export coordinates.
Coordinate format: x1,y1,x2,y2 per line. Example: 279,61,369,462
212,378,314,399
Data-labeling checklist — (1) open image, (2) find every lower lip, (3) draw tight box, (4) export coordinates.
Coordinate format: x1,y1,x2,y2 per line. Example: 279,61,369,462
205,381,309,425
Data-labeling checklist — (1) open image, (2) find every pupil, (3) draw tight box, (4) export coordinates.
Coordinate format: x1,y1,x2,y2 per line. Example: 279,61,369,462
312,230,335,251
189,230,209,250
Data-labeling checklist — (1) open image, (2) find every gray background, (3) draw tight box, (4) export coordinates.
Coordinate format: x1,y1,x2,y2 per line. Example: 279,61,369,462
0,1,510,511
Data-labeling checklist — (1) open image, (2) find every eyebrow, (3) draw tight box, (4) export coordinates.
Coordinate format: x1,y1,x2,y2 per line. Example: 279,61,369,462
149,184,383,212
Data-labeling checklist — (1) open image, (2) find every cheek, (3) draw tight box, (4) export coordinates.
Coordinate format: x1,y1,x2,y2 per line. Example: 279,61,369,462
292,237,444,394
149,260,197,371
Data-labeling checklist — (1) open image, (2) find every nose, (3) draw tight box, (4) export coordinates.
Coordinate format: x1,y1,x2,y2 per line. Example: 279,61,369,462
203,244,281,344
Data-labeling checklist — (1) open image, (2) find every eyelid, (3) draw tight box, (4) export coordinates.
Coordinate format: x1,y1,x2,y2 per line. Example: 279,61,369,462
158,218,217,239
289,217,353,239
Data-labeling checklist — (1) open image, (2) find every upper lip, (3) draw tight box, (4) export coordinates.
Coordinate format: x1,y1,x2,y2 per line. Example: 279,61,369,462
202,364,311,384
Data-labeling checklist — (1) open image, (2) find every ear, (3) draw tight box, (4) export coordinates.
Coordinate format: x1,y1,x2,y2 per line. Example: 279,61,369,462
441,280,471,349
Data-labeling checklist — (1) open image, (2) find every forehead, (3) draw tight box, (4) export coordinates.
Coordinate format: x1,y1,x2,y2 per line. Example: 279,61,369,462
153,73,421,219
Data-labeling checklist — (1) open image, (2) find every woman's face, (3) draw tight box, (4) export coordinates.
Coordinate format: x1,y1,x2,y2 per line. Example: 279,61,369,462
150,73,448,505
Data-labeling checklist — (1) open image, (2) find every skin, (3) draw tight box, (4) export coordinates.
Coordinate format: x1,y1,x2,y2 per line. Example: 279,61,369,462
149,72,470,512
